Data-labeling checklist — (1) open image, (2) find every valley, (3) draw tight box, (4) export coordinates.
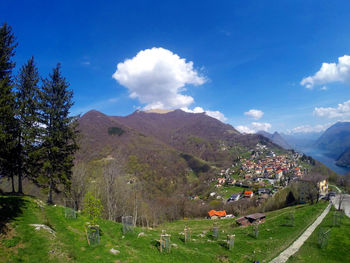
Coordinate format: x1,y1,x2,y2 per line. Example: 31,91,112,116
297,147,350,175
279,122,350,175
1,8,350,262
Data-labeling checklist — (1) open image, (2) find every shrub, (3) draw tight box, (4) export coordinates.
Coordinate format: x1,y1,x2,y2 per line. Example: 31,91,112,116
2,236,20,248
82,193,103,225
107,127,124,136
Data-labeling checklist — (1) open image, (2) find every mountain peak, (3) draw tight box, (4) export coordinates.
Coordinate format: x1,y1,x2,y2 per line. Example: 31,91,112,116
82,109,106,118
257,130,290,149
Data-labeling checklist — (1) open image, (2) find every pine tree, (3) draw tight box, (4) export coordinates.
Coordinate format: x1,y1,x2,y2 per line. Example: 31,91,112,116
0,23,18,192
15,57,40,194
38,64,78,204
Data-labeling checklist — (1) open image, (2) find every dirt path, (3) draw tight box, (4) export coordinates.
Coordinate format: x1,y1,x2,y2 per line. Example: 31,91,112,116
269,204,331,263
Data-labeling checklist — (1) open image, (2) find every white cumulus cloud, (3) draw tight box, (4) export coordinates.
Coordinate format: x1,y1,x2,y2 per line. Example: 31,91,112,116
244,109,264,120
313,100,350,119
252,122,271,132
181,107,227,122
236,122,271,134
113,47,206,110
301,55,350,89
236,125,255,134
289,123,331,134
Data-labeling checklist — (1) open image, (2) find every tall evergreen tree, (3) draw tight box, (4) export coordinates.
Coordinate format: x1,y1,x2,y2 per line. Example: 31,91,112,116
38,64,78,204
15,57,40,194
0,23,18,192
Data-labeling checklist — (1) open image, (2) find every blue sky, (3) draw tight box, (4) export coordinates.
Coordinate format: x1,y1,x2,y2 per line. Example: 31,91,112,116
2,0,350,134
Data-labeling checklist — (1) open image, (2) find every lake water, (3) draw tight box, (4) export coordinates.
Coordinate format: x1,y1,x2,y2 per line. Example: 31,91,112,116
299,147,350,175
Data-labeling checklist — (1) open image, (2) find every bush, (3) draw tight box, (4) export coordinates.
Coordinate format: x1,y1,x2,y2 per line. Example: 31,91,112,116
2,236,20,248
82,193,103,225
108,127,124,136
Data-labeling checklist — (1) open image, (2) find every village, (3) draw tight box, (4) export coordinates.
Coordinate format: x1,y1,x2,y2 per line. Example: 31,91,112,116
206,143,332,224
209,143,308,204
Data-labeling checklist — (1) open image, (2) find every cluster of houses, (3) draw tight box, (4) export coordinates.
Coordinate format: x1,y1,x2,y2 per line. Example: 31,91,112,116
212,145,316,202
209,143,331,208
206,145,331,226
240,153,304,182
215,145,305,186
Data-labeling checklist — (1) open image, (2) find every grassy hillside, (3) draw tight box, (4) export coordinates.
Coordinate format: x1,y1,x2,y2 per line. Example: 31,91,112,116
0,195,329,263
287,207,350,263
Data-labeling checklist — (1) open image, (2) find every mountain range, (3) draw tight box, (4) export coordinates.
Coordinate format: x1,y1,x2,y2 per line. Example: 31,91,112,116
277,122,350,170
76,109,280,181
77,110,350,176
280,132,321,151
255,122,350,171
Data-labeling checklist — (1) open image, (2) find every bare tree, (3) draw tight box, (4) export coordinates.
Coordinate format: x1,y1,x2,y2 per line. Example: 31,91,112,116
127,155,149,226
301,173,325,204
102,158,127,221
335,176,348,211
70,162,89,210
337,192,345,211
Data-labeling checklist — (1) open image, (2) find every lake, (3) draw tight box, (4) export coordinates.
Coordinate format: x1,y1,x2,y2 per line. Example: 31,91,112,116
299,147,350,175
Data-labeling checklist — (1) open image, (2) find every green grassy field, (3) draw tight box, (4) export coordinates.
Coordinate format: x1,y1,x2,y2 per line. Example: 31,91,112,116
216,185,248,198
0,195,329,263
287,207,350,263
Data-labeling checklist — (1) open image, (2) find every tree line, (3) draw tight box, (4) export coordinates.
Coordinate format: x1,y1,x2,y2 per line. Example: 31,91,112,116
0,23,78,204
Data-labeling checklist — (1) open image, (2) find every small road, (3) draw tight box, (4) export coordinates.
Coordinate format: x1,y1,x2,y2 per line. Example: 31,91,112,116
329,184,342,193
269,204,331,263
332,194,350,218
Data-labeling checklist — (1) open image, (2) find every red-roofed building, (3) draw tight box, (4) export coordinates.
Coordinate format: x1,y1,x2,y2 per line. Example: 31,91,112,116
275,170,283,180
208,210,227,219
244,190,253,198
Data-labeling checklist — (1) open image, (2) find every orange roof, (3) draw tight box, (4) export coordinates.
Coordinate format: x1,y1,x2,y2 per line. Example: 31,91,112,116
244,190,253,197
276,170,283,173
208,210,227,217
244,190,253,195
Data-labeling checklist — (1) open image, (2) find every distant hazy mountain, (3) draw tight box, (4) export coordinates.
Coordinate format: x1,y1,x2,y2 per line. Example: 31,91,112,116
314,122,350,159
280,132,322,151
257,131,291,149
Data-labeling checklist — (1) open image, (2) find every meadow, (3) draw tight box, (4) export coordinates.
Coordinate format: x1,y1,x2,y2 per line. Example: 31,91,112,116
0,195,329,263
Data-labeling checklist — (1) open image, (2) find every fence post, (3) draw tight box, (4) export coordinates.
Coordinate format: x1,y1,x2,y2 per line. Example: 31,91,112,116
160,230,171,253
227,234,235,250
64,199,77,219
122,216,134,234
212,224,219,240
184,226,191,242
